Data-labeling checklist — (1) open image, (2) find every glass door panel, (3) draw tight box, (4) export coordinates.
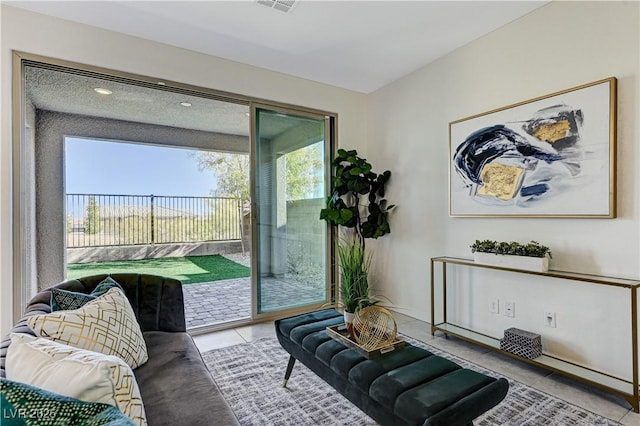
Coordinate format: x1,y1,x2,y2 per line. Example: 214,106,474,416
253,107,330,315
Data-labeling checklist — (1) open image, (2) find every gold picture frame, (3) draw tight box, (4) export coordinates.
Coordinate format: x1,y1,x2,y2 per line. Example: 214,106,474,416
449,77,617,218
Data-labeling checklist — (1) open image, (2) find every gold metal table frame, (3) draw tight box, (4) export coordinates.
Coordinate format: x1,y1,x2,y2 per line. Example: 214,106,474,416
430,256,640,413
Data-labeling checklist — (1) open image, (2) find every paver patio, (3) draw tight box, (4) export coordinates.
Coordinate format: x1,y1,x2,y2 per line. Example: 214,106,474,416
66,251,325,329
182,277,326,328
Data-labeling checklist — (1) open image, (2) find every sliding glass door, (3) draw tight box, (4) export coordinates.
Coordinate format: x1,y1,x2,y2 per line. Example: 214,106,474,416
252,107,332,317
14,52,337,330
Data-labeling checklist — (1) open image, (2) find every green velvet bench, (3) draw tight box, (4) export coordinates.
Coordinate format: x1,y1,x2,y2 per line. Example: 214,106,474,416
275,309,509,426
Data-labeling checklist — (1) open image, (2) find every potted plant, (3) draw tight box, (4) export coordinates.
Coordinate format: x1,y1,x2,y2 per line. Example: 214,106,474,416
320,149,395,330
336,237,371,335
470,240,552,272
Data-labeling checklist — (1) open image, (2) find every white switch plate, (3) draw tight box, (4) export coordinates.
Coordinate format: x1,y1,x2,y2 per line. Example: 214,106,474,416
489,299,499,314
544,311,556,327
504,301,515,318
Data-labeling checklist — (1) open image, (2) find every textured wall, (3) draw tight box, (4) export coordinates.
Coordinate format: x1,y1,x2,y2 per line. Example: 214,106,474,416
24,101,38,300
285,198,326,287
66,241,243,265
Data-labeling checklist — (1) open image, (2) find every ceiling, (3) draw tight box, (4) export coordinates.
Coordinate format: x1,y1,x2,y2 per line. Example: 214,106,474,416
9,0,549,94
17,1,550,138
25,66,252,136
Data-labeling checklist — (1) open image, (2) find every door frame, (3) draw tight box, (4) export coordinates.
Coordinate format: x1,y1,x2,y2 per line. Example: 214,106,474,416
11,51,338,331
249,103,337,321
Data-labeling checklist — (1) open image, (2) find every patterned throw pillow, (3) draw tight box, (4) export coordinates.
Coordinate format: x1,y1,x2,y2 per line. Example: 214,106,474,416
51,289,94,311
51,276,125,311
28,288,148,369
6,334,147,426
1,378,135,426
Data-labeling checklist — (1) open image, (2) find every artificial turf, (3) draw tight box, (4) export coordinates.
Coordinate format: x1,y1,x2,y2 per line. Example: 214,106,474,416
66,254,250,284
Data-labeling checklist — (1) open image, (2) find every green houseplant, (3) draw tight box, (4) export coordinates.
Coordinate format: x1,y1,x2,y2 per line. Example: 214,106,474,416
336,237,371,321
320,149,394,327
470,240,552,272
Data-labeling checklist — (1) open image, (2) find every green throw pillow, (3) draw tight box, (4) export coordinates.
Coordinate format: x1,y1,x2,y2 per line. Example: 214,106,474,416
0,378,135,426
51,276,124,311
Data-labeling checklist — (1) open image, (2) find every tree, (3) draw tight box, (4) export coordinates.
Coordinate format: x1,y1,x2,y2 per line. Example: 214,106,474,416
66,214,73,233
319,149,395,315
193,143,324,201
283,143,323,201
320,149,394,249
85,196,101,234
194,152,250,200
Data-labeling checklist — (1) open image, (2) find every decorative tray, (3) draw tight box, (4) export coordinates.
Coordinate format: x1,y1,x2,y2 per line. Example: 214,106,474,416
326,324,405,359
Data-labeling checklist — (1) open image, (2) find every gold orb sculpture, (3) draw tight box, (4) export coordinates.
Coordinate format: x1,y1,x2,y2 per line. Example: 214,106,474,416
352,306,398,351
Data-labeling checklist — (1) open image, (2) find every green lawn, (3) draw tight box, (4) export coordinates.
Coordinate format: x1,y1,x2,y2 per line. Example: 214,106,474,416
67,255,250,284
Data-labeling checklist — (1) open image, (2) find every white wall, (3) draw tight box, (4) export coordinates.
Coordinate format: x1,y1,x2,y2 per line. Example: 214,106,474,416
0,5,368,335
367,1,639,379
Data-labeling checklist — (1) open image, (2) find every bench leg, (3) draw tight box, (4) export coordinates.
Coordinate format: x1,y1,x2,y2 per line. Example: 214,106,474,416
282,355,296,388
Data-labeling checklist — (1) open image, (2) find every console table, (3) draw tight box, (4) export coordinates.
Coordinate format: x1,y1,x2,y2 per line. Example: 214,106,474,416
430,256,640,412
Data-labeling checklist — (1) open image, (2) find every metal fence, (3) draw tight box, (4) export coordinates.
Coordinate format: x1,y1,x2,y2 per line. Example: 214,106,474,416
66,194,243,248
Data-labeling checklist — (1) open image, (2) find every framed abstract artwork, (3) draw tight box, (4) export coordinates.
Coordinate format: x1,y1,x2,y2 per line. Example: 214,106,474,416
449,77,617,218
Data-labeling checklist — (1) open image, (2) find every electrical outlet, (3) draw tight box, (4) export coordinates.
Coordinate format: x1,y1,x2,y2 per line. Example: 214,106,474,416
504,301,515,318
544,311,556,328
489,299,499,314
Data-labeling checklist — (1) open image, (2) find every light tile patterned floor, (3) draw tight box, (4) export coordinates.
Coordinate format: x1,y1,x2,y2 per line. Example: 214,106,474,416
185,254,640,424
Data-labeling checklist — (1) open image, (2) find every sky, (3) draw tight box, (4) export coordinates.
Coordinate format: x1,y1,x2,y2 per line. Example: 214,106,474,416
65,137,218,196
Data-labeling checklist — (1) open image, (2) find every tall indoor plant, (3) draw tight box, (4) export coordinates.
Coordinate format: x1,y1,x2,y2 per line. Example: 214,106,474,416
320,149,394,328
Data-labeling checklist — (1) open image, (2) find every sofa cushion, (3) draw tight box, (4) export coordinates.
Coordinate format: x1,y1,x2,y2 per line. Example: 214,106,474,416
6,333,146,426
51,276,124,311
135,331,239,426
51,288,95,311
27,288,148,368
1,273,186,379
1,378,135,426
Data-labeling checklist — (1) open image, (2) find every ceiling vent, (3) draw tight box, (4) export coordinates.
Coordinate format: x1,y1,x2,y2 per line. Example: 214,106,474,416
256,0,296,13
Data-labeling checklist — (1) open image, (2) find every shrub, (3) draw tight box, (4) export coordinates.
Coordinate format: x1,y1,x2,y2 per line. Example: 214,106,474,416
470,240,551,258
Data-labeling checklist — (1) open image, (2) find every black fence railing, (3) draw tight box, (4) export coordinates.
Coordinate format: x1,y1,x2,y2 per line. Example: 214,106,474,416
66,194,243,248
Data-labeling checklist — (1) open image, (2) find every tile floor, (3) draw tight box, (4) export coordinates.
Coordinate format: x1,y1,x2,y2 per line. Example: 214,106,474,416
193,311,640,425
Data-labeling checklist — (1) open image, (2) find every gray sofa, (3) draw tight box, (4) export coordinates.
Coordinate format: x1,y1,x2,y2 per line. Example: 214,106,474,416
0,273,239,426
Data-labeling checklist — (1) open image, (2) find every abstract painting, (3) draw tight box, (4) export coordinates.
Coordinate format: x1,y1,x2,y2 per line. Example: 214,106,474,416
449,77,616,218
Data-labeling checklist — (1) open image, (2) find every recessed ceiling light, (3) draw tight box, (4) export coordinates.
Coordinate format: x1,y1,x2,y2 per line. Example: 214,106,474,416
94,88,112,95
180,102,192,107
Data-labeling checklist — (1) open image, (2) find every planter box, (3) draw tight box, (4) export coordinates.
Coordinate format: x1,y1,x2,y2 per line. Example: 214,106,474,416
473,252,549,272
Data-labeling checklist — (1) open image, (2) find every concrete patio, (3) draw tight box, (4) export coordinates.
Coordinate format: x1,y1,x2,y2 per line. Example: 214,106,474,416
182,276,326,328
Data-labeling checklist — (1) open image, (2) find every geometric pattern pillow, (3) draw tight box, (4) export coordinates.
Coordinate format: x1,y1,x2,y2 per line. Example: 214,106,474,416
92,276,125,297
51,276,125,311
51,288,95,311
27,288,148,369
1,378,136,426
6,334,147,426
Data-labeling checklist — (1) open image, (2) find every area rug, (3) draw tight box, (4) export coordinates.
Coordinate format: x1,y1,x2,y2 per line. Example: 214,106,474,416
202,336,621,425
